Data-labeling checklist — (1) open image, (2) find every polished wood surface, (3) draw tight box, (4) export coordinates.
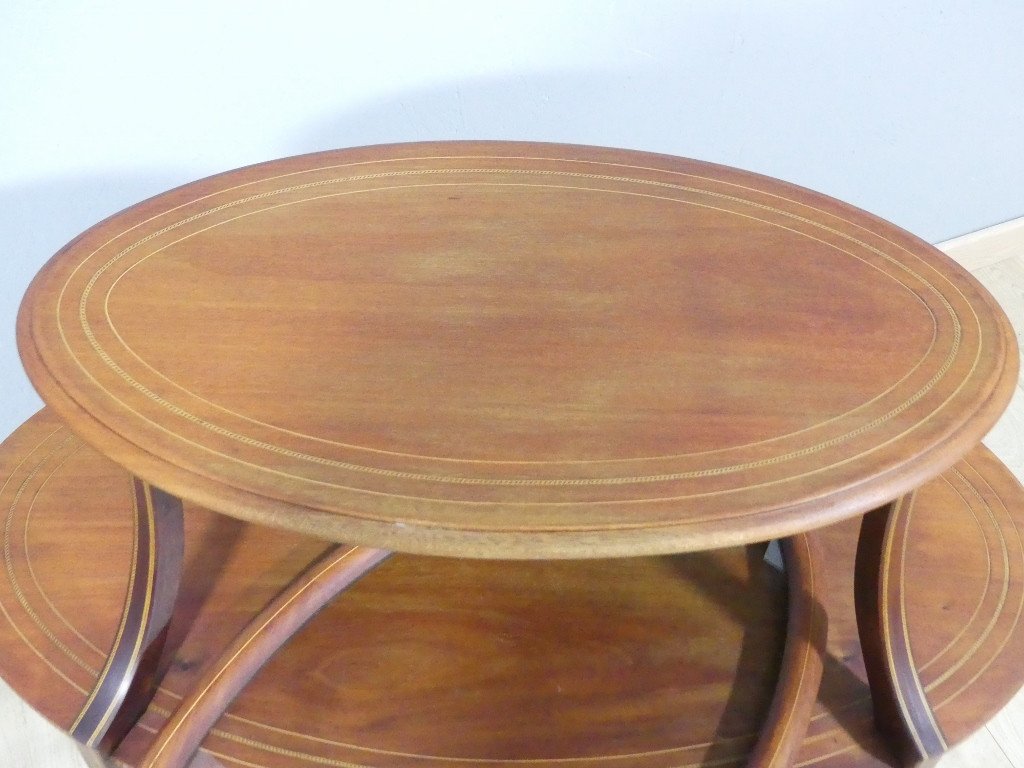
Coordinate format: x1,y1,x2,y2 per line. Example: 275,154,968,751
748,535,827,767
142,545,391,768
70,480,183,753
2,410,1024,767
16,142,1018,557
856,501,943,766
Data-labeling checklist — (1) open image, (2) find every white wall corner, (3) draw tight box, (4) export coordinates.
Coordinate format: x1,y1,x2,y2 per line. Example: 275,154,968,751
937,215,1024,272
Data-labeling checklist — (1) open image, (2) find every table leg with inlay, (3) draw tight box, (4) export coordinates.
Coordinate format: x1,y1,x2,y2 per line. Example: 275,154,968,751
855,497,946,767
138,543,392,768
747,534,828,768
4,409,1024,766
70,479,184,754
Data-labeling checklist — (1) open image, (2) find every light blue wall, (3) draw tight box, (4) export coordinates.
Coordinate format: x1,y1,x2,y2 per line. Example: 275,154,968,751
2,1,1023,436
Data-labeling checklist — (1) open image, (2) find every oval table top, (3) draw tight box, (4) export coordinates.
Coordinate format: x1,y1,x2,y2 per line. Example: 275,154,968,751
16,142,1019,558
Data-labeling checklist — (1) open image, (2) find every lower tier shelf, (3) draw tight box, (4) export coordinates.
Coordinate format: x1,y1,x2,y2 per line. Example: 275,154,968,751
1,409,1023,767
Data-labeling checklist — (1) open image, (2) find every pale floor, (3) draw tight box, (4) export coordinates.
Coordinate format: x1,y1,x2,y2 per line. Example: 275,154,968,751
3,224,1024,767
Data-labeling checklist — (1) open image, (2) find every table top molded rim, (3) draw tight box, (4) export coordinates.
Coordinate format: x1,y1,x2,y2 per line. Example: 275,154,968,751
16,141,1019,557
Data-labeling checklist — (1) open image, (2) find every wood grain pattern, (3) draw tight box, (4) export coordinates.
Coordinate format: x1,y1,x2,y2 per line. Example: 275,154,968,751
140,545,390,768
2,411,1024,767
16,142,1019,557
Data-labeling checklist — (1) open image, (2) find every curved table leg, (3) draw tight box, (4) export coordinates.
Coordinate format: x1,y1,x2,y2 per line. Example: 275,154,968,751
71,478,184,753
855,496,946,767
140,543,392,768
746,534,828,768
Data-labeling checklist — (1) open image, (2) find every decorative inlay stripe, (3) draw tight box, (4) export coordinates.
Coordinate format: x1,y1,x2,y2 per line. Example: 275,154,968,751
0,424,92,696
49,161,986,501
932,460,1024,709
82,176,957,472
924,467,1010,691
917,474,991,673
761,533,821,768
70,480,152,746
6,451,1020,766
24,443,110,658
100,182,941,467
5,411,1020,766
4,433,97,676
882,493,947,754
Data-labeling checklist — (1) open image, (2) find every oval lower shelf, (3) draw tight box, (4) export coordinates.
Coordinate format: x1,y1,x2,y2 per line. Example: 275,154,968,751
0,409,1021,767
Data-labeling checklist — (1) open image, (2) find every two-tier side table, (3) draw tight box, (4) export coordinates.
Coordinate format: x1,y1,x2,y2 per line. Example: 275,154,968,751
1,143,1021,768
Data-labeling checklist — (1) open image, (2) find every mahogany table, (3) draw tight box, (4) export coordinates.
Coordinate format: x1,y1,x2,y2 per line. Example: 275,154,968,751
7,142,1021,767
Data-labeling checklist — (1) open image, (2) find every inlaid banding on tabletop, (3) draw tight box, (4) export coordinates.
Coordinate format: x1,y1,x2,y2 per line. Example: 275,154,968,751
18,142,1017,557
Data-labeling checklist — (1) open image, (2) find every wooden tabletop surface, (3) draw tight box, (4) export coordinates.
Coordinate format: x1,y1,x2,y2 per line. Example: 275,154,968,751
16,142,1019,557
